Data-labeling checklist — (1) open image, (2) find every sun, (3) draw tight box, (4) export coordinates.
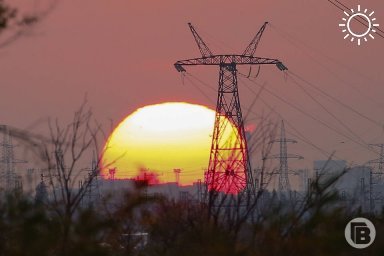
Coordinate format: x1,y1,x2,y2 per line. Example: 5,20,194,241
101,102,237,186
339,5,379,46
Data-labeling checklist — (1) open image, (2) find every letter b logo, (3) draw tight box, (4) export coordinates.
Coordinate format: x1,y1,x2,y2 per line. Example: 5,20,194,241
345,218,376,249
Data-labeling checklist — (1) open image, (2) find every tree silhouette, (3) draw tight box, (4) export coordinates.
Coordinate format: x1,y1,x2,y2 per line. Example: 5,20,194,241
0,0,56,48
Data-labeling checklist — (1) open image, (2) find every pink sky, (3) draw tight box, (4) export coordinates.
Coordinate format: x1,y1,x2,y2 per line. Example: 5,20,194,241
2,0,384,169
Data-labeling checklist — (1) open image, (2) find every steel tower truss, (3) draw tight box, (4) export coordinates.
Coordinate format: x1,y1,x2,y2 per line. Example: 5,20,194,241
269,121,303,192
0,125,26,192
368,144,384,213
175,23,287,195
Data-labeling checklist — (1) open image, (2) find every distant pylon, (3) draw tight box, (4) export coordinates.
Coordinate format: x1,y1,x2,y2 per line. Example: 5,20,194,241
175,23,287,195
269,120,303,192
367,143,384,213
35,173,48,203
0,125,26,192
82,153,101,208
368,144,384,172
173,168,181,185
108,168,116,180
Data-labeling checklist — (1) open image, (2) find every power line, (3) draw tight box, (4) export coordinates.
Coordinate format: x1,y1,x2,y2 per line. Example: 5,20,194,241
269,24,384,108
326,0,384,39
186,68,356,164
184,71,266,121
287,70,383,128
238,73,379,155
238,76,363,162
334,0,384,37
183,73,216,104
189,67,381,158
287,73,368,146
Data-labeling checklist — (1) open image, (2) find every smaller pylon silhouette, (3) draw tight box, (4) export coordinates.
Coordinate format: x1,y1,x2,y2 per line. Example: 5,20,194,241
367,144,384,213
173,168,181,185
108,168,116,180
270,120,303,192
368,144,384,173
82,153,101,208
35,173,48,204
0,125,26,192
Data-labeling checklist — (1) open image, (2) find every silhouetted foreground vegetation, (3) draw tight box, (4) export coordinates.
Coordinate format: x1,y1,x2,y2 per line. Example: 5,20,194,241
1,104,382,255
0,185,384,256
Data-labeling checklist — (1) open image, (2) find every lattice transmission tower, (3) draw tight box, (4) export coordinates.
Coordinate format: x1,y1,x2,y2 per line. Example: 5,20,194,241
367,143,384,213
81,153,101,208
0,125,26,193
269,120,303,192
175,23,287,194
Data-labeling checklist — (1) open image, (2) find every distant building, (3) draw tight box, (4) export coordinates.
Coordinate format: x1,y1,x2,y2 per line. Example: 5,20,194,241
312,161,374,212
314,160,347,176
334,165,371,212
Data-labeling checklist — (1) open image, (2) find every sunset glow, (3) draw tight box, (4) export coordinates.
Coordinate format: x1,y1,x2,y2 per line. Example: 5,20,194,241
101,102,237,186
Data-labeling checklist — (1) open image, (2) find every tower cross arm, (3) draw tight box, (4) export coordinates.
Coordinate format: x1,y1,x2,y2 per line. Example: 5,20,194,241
174,55,287,72
268,154,304,160
367,159,384,164
269,138,298,144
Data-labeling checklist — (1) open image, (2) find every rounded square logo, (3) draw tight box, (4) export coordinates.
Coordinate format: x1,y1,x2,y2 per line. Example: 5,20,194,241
345,217,376,249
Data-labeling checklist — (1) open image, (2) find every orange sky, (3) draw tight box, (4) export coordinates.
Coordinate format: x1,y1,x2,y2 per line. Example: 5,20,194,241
2,0,384,170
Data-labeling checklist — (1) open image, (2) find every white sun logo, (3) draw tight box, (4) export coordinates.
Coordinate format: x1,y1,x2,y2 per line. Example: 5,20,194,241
339,5,379,46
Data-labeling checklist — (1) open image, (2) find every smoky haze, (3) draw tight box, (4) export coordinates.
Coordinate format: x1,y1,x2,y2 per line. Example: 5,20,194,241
1,0,384,170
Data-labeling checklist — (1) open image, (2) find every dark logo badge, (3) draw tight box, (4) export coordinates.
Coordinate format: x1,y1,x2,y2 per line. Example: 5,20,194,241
345,217,376,249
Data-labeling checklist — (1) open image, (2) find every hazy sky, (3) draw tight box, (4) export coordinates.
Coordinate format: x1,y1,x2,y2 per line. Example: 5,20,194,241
2,0,384,169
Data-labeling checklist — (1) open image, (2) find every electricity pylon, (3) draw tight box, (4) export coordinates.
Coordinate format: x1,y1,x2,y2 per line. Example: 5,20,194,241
81,153,101,208
175,23,287,195
35,173,48,203
269,120,303,192
368,144,384,172
173,168,181,185
0,125,26,192
367,143,384,213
